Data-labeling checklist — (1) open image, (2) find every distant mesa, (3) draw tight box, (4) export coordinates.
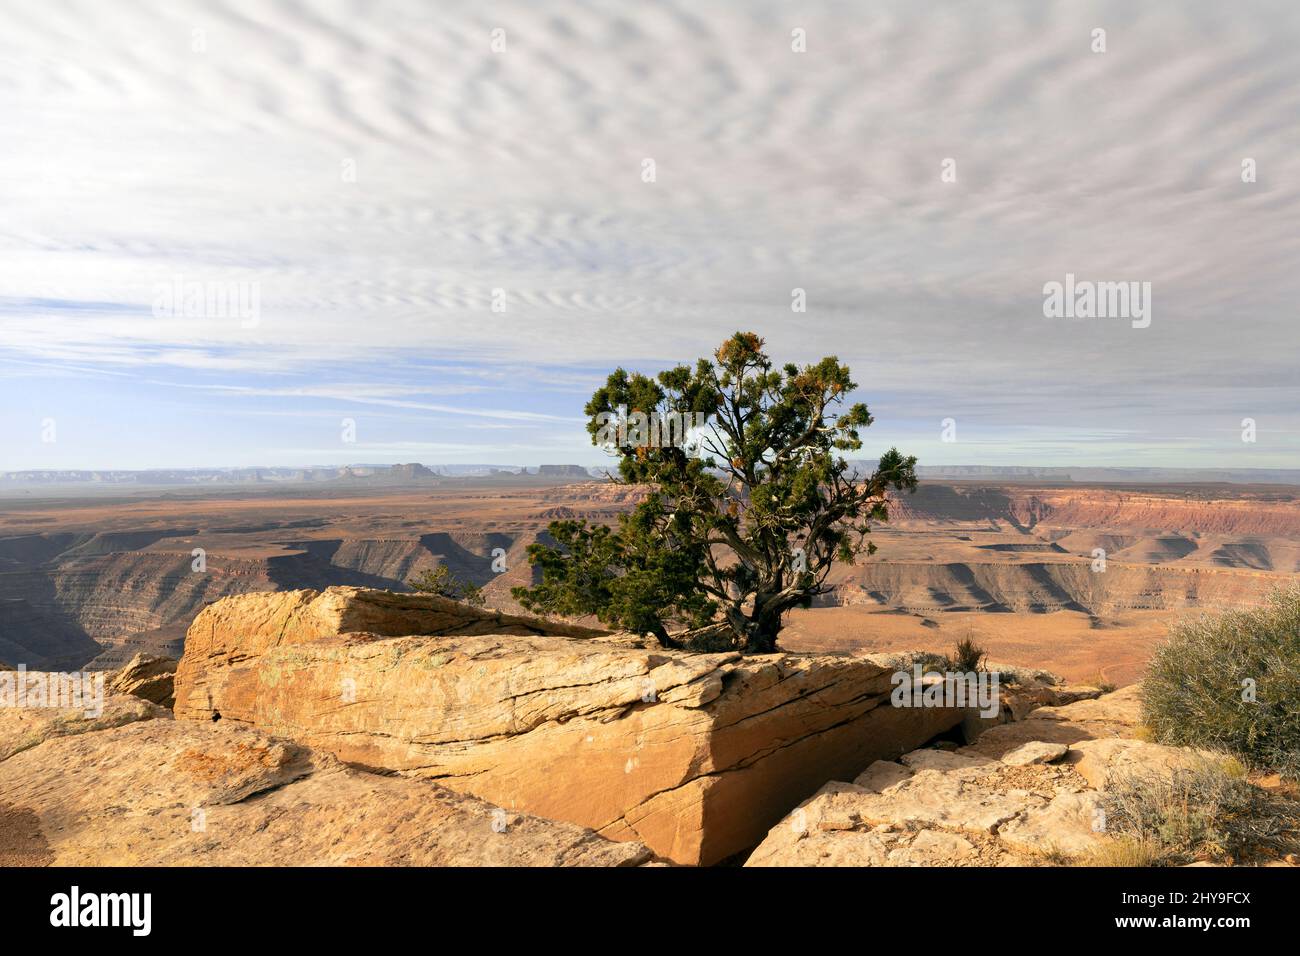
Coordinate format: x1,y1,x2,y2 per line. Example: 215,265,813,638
0,462,608,487
338,462,438,482
390,462,437,480
536,464,596,478
6,463,1299,488
905,464,1300,486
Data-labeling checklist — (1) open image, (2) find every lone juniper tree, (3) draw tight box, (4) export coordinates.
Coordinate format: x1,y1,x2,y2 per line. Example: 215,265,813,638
513,332,917,653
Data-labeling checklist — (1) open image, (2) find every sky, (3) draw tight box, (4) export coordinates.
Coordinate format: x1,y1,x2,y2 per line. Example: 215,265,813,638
0,0,1297,471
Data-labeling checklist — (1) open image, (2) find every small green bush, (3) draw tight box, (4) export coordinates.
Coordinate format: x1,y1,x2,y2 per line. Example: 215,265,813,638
1143,585,1300,779
1098,759,1300,865
949,635,987,673
408,565,485,607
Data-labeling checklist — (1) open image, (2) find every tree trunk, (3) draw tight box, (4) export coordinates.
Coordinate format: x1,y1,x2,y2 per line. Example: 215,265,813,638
651,623,684,649
676,622,734,652
741,603,784,654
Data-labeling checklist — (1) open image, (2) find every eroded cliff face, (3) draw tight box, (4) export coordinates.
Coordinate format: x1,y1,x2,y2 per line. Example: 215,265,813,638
888,484,1300,537
0,524,546,668
824,560,1284,614
2,481,1295,670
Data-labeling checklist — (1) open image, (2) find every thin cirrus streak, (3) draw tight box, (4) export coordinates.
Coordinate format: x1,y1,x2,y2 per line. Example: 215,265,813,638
0,0,1297,468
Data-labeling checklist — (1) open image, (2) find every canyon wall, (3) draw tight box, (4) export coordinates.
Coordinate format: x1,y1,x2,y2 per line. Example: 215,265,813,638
825,560,1286,614
2,480,1296,669
889,484,1300,537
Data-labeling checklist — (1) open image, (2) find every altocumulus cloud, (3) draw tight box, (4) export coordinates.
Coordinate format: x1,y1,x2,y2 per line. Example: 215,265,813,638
0,0,1296,467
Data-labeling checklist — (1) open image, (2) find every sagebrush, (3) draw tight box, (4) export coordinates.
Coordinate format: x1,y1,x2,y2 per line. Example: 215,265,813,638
1097,759,1300,865
1143,585,1300,779
408,565,485,607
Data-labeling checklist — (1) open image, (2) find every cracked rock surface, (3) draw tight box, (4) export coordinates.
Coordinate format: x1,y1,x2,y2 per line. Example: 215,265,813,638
173,587,972,865
746,683,1227,866
0,690,650,867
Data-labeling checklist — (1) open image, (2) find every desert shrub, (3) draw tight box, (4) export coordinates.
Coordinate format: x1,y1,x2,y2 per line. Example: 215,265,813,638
916,651,951,676
1098,759,1300,865
408,566,485,607
949,635,987,673
1085,671,1116,694
1143,585,1300,778
1073,836,1164,868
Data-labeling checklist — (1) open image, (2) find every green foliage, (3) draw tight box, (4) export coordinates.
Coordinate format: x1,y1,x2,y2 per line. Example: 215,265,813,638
1143,585,1300,779
1098,759,1300,865
513,332,917,653
408,565,485,608
949,634,987,672
517,513,714,641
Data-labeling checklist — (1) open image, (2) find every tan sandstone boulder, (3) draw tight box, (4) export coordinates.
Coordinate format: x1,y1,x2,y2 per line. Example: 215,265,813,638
746,744,1109,866
1066,737,1221,790
961,682,1146,760
108,653,178,708
175,587,608,720
996,790,1106,856
853,760,913,792
1001,741,1070,766
1030,683,1144,729
0,717,651,867
174,588,972,865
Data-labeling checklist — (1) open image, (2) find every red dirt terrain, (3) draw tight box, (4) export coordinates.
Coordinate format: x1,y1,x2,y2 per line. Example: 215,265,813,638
0,478,1294,683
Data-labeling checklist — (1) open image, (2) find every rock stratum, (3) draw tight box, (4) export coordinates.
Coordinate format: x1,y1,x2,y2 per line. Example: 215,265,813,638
0,675,650,867
744,684,1262,867
173,587,974,865
6,585,1274,868
1,479,1296,672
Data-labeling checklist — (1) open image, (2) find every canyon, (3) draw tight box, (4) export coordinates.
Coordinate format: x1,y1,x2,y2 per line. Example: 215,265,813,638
0,476,1296,684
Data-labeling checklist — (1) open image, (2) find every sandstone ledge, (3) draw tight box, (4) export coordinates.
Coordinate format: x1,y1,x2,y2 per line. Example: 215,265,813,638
107,653,178,709
174,588,974,865
0,712,651,867
175,588,605,718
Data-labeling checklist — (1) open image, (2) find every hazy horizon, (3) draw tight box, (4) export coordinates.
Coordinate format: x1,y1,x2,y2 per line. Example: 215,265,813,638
5,461,1300,485
2,0,1297,471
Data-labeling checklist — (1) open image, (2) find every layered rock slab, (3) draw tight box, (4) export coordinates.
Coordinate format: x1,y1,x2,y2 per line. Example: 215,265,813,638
0,718,651,867
746,683,1244,866
107,653,177,708
960,683,1145,760
0,670,166,762
175,586,605,718
174,588,971,865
